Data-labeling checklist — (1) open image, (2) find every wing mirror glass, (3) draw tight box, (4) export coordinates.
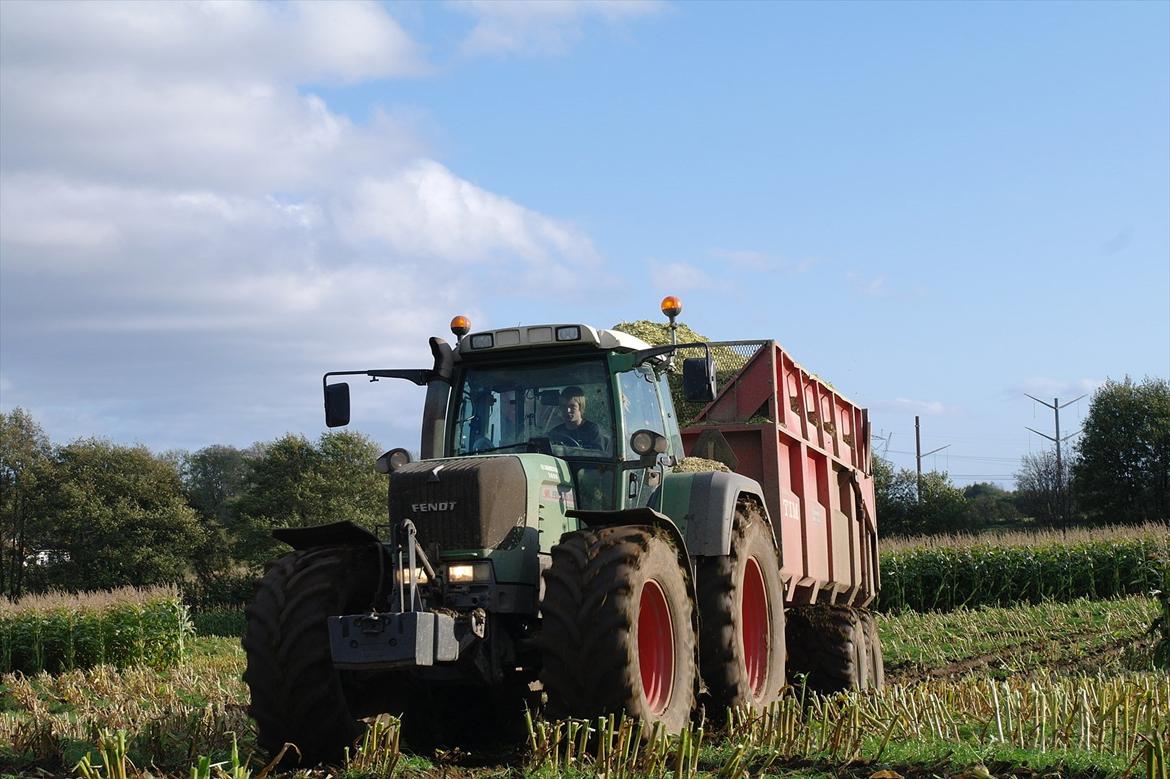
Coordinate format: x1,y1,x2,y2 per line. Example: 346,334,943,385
324,382,351,427
682,356,716,402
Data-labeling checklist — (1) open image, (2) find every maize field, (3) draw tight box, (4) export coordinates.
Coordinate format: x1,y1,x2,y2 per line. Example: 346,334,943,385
0,586,192,674
877,531,1170,613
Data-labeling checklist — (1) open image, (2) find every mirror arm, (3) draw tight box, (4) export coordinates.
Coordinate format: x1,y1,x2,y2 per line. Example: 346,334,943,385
632,341,710,367
322,369,434,390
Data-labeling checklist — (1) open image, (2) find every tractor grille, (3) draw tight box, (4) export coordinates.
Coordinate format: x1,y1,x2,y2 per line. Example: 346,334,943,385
388,457,527,551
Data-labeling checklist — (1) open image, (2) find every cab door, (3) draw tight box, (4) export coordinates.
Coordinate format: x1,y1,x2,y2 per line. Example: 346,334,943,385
617,364,670,508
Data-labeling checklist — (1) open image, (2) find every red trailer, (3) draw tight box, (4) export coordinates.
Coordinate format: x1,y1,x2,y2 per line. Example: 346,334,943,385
679,340,879,609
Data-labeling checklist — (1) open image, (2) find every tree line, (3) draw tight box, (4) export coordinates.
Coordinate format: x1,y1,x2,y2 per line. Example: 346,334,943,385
0,413,385,600
875,376,1169,537
1,376,1166,598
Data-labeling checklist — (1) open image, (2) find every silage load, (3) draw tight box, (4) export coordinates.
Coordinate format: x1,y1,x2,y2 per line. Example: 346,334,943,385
0,585,193,674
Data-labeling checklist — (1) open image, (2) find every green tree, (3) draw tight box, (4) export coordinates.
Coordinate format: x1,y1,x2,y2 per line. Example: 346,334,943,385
1074,377,1170,523
234,431,385,564
962,482,1021,527
873,456,969,536
33,439,202,591
180,444,257,581
0,408,53,597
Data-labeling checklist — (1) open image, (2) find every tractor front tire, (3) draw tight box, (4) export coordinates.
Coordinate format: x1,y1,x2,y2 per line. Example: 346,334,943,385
541,525,696,734
785,604,870,694
696,502,787,716
243,545,381,765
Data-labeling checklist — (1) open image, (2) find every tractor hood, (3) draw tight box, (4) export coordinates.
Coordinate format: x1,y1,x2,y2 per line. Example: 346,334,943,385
388,454,576,558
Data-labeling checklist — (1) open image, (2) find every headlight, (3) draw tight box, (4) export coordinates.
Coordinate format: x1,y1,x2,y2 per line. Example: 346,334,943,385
393,567,429,585
446,561,492,583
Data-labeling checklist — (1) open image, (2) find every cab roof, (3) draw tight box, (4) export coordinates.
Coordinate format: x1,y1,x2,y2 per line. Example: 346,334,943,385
452,323,652,360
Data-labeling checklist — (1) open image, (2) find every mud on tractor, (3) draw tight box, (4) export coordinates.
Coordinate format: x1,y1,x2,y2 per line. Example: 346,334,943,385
242,298,883,762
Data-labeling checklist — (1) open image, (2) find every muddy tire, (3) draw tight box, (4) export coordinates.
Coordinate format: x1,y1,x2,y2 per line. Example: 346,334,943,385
696,502,786,716
860,609,885,689
243,545,382,765
785,604,869,694
540,525,696,734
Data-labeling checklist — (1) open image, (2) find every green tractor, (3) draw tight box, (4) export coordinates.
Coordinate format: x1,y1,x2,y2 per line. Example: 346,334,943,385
243,305,790,762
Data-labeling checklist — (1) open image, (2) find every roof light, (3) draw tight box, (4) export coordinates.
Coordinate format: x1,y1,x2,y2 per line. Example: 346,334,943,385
470,333,494,349
450,316,471,337
555,326,581,341
660,296,682,319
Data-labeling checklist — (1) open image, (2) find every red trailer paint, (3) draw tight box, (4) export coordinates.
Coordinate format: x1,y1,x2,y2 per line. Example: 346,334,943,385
680,340,879,608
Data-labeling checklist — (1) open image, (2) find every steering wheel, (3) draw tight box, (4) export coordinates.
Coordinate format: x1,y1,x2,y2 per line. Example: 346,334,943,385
547,429,583,447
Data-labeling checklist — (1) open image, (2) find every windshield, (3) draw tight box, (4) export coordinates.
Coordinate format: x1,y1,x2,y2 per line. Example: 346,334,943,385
451,358,615,458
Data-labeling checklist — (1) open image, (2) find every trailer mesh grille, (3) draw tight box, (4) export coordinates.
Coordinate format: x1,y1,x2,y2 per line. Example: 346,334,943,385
672,340,769,427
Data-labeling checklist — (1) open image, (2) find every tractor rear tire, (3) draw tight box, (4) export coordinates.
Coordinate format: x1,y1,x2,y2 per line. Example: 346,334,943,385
243,545,382,765
540,525,696,734
860,609,885,690
785,604,869,694
696,502,786,716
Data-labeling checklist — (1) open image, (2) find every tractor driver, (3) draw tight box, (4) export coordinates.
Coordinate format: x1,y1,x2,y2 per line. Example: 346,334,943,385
547,386,605,450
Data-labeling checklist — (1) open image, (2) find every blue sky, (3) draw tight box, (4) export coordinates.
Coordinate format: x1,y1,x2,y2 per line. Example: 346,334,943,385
1,0,1167,486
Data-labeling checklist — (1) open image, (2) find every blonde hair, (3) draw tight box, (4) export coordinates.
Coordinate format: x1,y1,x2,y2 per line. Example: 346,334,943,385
561,386,587,413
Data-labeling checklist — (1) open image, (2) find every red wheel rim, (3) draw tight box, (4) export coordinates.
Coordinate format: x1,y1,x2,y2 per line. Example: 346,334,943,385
741,557,770,698
638,579,674,715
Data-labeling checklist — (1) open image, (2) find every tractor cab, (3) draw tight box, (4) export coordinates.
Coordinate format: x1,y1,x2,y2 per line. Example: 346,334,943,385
444,322,685,511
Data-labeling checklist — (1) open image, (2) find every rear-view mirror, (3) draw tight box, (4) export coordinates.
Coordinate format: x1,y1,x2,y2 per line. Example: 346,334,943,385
324,382,351,427
682,356,716,403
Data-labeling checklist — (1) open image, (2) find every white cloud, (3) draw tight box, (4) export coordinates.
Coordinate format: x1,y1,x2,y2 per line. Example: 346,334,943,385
338,161,599,265
1012,378,1104,400
846,271,886,297
0,1,611,450
452,0,665,57
648,261,719,293
0,1,427,84
871,398,957,416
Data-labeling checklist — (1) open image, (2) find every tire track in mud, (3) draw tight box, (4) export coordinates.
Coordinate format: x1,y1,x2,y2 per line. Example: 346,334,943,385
886,627,1150,685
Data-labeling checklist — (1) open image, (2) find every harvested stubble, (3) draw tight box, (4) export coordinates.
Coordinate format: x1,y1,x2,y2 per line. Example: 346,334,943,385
526,672,1169,778
877,535,1170,613
0,637,248,773
0,586,192,674
880,595,1159,678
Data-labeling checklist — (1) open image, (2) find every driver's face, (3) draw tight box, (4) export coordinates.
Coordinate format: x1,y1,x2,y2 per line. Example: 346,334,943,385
564,399,583,427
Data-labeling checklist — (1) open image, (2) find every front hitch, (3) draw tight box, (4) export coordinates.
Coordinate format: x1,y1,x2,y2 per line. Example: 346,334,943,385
328,608,485,670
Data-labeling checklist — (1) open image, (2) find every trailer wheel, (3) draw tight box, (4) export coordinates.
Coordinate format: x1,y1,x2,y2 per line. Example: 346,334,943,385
696,502,786,715
243,545,382,765
860,609,885,689
785,604,869,694
541,525,696,733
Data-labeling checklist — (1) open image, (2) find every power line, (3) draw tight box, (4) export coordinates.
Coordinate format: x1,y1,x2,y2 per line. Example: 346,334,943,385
1024,394,1085,527
915,415,949,503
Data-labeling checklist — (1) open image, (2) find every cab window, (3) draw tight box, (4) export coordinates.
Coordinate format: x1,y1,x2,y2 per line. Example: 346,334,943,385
618,364,666,458
452,359,614,457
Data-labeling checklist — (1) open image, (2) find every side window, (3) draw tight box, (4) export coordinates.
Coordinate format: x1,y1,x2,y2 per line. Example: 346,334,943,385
619,365,665,458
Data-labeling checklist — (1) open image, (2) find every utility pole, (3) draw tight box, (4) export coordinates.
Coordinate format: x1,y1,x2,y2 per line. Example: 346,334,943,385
1025,395,1085,526
915,415,950,503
